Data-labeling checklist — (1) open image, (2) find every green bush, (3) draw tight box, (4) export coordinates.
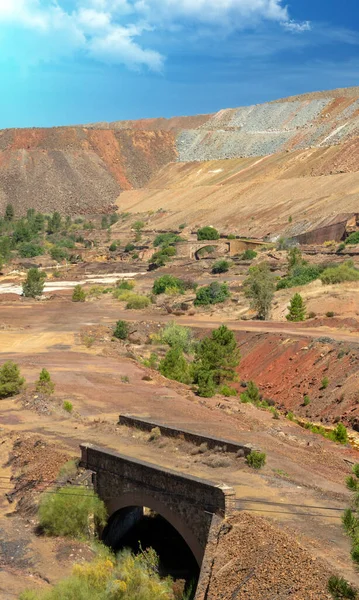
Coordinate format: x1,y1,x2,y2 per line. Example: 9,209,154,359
57,238,75,249
331,422,348,444
159,347,192,384
277,264,323,289
153,233,182,247
22,268,46,298
328,575,357,600
321,376,329,389
63,400,73,413
220,385,237,397
246,451,266,469
36,368,55,395
303,395,310,406
286,293,306,322
72,285,86,302
18,242,43,258
197,226,220,240
150,245,177,267
124,243,135,253
159,322,193,353
4,203,14,222
320,262,359,285
50,246,69,262
125,294,150,309
196,369,216,398
194,282,230,306
0,361,25,398
242,249,257,260
345,232,359,245
212,259,230,274
240,380,260,405
116,279,135,291
152,275,185,295
114,320,129,340
38,485,106,539
109,242,118,252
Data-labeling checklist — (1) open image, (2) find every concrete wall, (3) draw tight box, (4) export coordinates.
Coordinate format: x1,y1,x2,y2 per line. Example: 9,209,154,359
119,414,253,456
80,444,235,566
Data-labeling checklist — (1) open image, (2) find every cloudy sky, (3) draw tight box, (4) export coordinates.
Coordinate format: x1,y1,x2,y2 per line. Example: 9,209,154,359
0,0,358,127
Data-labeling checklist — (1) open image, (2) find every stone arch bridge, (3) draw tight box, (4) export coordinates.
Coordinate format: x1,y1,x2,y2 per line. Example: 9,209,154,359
80,443,235,566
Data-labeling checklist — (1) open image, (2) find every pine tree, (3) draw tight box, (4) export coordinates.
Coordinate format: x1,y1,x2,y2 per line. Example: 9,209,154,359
36,368,55,395
159,347,191,384
72,285,86,302
22,268,46,298
286,293,306,322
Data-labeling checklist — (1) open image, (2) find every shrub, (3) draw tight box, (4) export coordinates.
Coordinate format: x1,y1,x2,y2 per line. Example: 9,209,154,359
72,285,86,302
179,223,186,230
57,238,75,249
337,242,346,253
50,246,69,262
36,368,55,395
243,263,276,320
38,485,106,539
22,268,46,298
288,247,303,269
4,203,14,222
246,451,266,469
320,262,359,285
326,311,335,318
345,232,359,245
20,549,175,600
196,369,217,398
321,376,329,389
63,400,73,413
18,242,43,258
307,311,316,319
212,259,230,274
124,243,135,253
159,322,193,353
0,361,25,398
125,294,150,309
286,293,306,322
328,575,357,600
242,249,257,260
240,380,260,404
303,395,310,406
159,347,192,384
109,213,119,225
331,422,348,444
101,215,108,229
277,264,323,289
194,282,230,306
197,226,220,240
220,385,237,397
113,320,129,340
109,242,118,252
152,275,184,295
150,245,177,267
153,232,181,247
116,279,135,291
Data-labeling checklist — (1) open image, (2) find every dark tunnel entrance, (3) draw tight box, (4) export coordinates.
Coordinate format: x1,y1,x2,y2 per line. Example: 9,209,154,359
102,506,200,598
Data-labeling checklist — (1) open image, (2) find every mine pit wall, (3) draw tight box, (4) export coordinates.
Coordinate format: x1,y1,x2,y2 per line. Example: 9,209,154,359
80,444,236,570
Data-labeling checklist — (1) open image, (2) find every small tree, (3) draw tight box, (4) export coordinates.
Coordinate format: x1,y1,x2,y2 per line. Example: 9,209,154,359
0,361,25,398
159,347,192,384
72,285,86,302
152,275,185,295
22,268,46,298
193,325,240,394
288,247,303,270
194,282,230,306
286,293,306,322
4,203,14,222
101,215,108,229
197,226,220,241
114,320,129,340
36,368,55,395
243,262,276,320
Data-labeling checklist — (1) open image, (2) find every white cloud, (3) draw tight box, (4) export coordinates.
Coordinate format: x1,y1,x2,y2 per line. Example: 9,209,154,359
0,0,310,71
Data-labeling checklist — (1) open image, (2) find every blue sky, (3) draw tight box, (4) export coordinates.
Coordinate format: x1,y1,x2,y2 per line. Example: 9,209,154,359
1,0,359,128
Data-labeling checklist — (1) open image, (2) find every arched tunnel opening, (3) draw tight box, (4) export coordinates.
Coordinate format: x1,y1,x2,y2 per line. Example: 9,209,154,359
102,506,200,598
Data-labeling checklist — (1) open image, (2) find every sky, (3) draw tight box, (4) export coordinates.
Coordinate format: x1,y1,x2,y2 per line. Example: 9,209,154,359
0,0,359,128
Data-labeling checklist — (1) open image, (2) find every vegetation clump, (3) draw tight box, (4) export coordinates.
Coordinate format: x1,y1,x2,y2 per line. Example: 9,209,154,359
320,261,359,285
197,226,220,240
246,451,266,469
72,284,86,302
153,232,182,248
212,259,230,274
152,275,185,295
19,548,176,600
159,322,193,353
0,361,25,398
286,293,306,322
328,575,357,600
194,282,230,306
243,263,276,320
241,249,257,260
345,232,359,245
277,264,324,290
36,368,55,395
159,347,192,384
22,268,46,298
39,485,106,539
125,294,150,309
114,320,129,340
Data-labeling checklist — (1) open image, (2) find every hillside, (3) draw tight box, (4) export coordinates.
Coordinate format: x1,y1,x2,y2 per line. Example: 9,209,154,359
2,87,359,222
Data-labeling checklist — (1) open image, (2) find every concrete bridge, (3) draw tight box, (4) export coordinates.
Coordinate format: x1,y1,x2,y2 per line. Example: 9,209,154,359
80,443,235,566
